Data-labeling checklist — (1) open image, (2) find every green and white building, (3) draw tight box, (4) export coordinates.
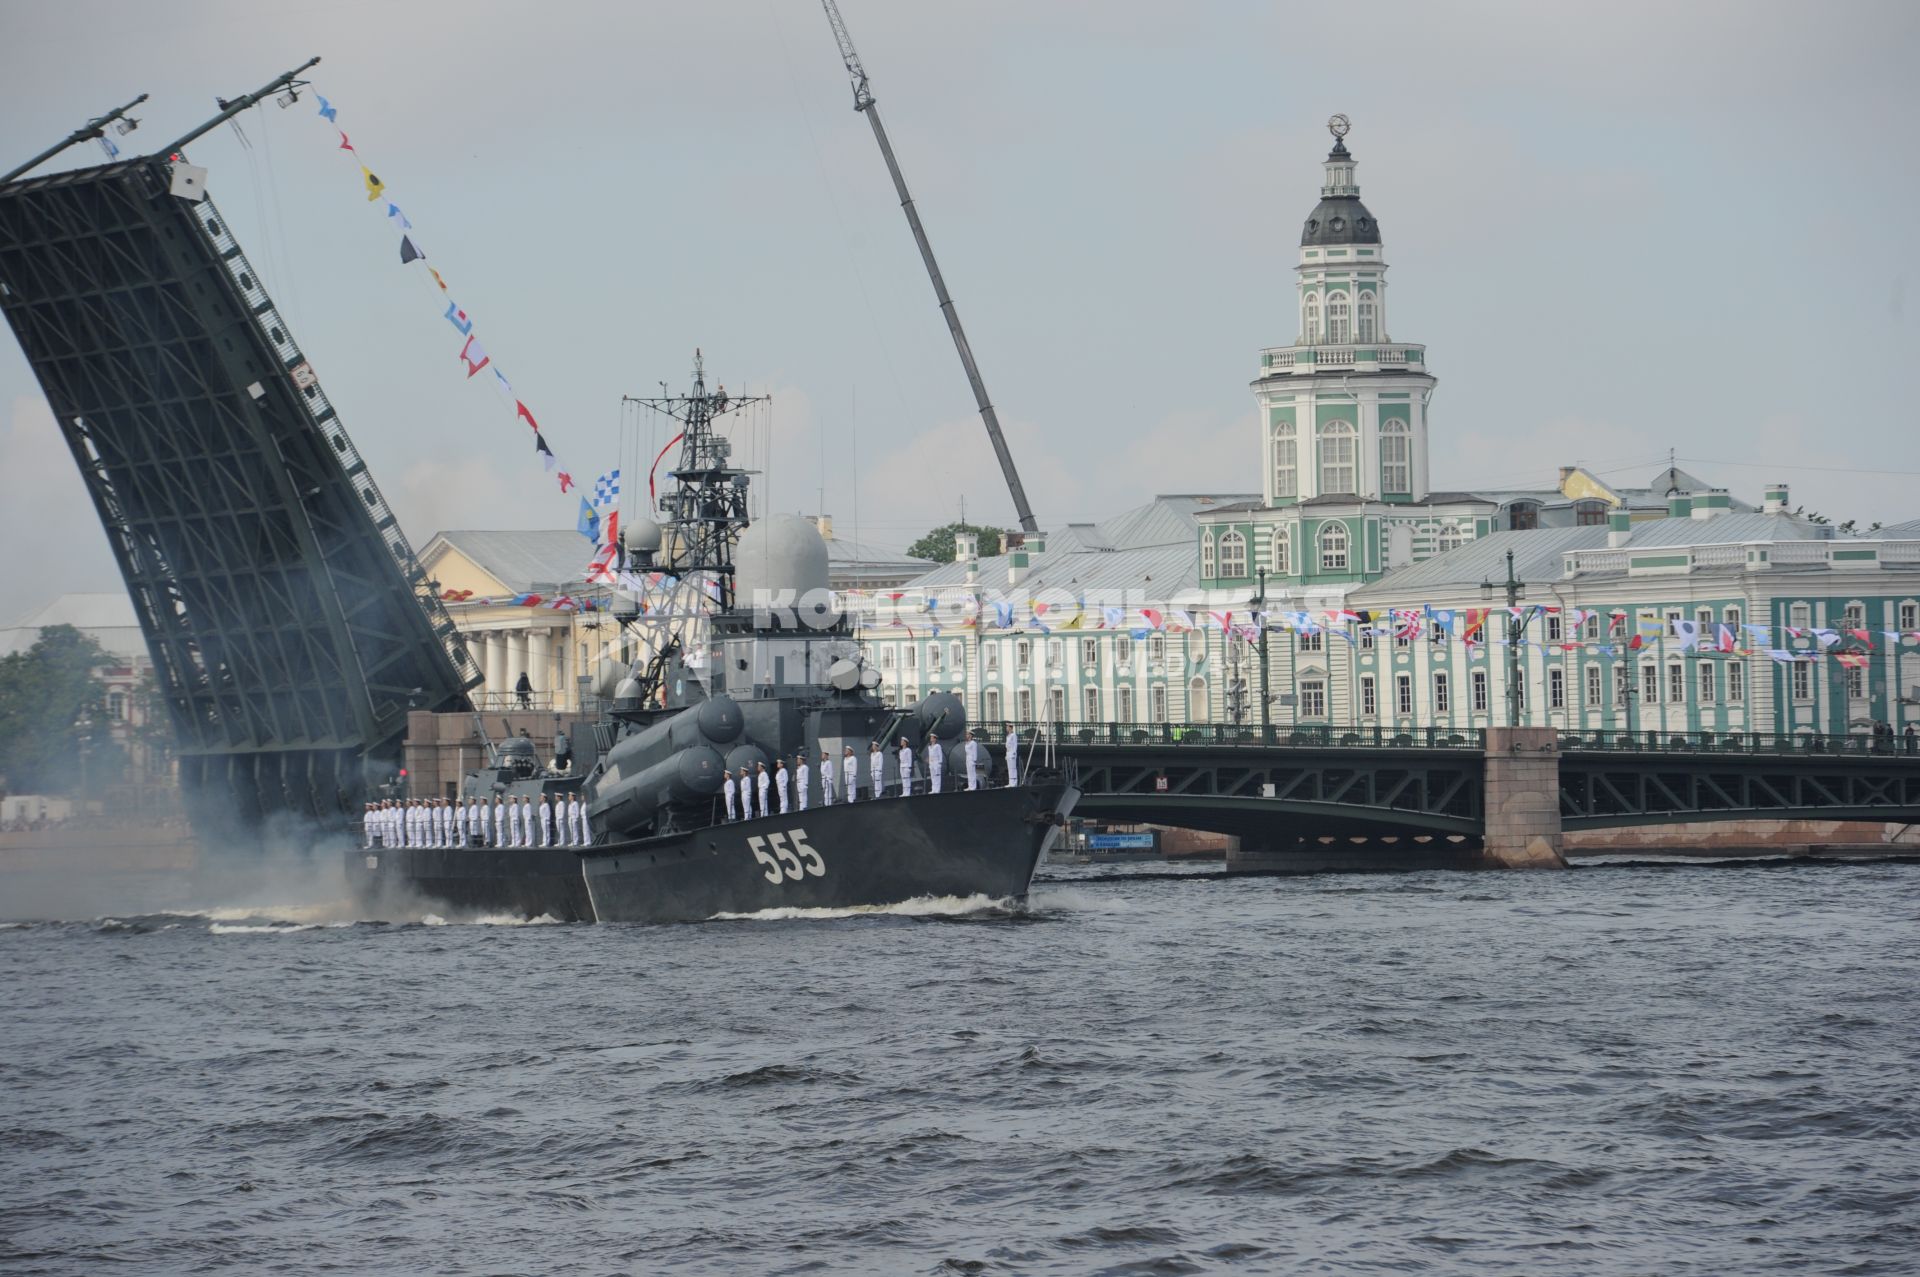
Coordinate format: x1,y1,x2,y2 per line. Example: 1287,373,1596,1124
852,122,1920,739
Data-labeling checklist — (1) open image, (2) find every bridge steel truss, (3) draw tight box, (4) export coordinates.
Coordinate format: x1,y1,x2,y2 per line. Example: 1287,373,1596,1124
1559,751,1920,829
0,157,478,832
1059,742,1485,842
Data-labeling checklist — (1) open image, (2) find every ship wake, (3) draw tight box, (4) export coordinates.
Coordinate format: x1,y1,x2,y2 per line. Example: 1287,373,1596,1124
708,893,1018,922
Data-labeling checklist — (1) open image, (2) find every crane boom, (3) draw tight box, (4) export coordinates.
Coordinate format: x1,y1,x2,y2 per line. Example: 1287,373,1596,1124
819,0,1040,534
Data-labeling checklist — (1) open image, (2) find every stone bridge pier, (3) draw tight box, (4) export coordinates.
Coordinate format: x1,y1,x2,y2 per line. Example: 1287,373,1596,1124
1481,726,1567,869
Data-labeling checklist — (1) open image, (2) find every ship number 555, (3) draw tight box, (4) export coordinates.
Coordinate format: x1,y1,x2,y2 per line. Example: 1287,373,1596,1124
748,830,825,883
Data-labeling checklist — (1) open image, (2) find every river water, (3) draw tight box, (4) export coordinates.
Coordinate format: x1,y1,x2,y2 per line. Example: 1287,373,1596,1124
3,857,1917,1275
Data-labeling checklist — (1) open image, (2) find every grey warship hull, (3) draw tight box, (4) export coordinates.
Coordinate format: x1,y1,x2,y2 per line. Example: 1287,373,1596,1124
583,782,1076,924
344,781,1075,923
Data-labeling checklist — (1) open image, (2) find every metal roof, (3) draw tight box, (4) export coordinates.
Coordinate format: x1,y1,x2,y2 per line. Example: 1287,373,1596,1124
1353,526,1607,600
426,530,597,592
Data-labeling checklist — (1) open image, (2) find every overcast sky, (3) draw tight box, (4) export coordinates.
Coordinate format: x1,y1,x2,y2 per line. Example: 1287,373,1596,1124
3,0,1917,616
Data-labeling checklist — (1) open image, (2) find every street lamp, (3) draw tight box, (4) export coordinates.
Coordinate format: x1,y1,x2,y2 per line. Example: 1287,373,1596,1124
1479,549,1528,729
1248,567,1272,739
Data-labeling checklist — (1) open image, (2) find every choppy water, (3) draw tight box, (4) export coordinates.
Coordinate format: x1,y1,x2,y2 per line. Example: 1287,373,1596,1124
4,858,1919,1275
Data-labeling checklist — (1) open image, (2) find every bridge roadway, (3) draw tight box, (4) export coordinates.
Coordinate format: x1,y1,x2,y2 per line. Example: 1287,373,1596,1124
1001,721,1920,870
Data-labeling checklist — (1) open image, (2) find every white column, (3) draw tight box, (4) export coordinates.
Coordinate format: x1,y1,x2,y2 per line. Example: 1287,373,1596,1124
510,630,530,704
483,630,506,706
529,629,552,704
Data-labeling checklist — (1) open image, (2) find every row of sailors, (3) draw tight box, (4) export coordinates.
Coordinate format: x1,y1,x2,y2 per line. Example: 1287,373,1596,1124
362,794,590,849
720,728,1020,823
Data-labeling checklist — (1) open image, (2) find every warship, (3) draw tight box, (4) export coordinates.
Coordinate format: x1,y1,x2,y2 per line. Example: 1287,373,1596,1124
346,357,1078,922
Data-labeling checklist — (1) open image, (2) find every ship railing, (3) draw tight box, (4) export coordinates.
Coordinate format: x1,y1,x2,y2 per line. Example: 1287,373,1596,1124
981,721,1488,750
1558,729,1913,756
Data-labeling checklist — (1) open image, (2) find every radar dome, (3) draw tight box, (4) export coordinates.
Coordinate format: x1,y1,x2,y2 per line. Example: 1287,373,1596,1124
626,516,663,554
733,513,831,604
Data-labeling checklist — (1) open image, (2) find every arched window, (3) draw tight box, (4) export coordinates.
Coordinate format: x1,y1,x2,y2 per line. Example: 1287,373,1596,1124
1437,526,1463,552
1218,529,1248,578
1574,499,1609,526
1319,523,1349,572
1356,291,1376,342
1189,677,1210,723
1200,531,1216,579
1326,292,1350,343
1379,418,1410,494
1272,421,1297,498
1319,420,1356,493
1273,526,1291,576
1303,295,1320,344
1506,502,1539,531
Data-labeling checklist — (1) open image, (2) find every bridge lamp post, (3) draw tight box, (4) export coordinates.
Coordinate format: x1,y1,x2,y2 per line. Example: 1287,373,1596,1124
1249,567,1272,741
1479,549,1527,729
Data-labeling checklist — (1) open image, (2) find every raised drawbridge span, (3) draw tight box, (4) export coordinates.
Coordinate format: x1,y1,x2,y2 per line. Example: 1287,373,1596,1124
0,77,477,835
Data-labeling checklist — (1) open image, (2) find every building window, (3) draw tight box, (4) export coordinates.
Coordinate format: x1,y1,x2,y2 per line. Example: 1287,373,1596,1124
1047,639,1063,668
1728,662,1744,702
1641,663,1659,704
1273,527,1291,576
1843,602,1866,631
1150,635,1167,663
1319,523,1350,572
1549,668,1565,710
1437,526,1463,552
906,646,918,670
881,647,895,670
1360,675,1376,717
1300,679,1327,718
1319,421,1356,493
1585,664,1602,707
985,645,1000,675
1696,608,1714,632
1359,624,1374,650
1667,663,1684,703
1081,637,1099,665
1273,423,1297,498
951,642,964,670
1151,686,1168,722
1546,613,1563,643
927,644,941,673
984,687,1002,721
1356,291,1376,342
1727,606,1743,629
1583,613,1601,641
1471,670,1488,713
1791,663,1812,702
1048,688,1067,723
1395,673,1413,716
1614,665,1630,706
1118,686,1135,721
1507,502,1539,531
1189,678,1209,721
1117,635,1134,664
1017,688,1033,720
1016,640,1031,672
1326,292,1350,343
1299,629,1323,653
1218,529,1248,578
1303,295,1320,343
1846,665,1865,699
1200,532,1216,579
1083,686,1101,721
1901,602,1918,630
1699,662,1717,702
1433,672,1450,713
1380,420,1410,494
1574,500,1609,526
1790,602,1811,630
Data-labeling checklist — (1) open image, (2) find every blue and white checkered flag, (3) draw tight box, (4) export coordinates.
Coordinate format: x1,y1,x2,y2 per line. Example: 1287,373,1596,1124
592,469,621,508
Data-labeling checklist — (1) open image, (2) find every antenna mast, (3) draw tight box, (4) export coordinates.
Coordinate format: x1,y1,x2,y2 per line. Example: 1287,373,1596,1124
819,0,1041,534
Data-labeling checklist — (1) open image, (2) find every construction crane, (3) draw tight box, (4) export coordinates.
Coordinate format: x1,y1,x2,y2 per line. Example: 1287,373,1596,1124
819,0,1040,534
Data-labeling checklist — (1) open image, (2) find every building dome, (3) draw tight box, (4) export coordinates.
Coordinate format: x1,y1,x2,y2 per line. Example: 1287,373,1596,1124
1300,196,1381,247
1300,139,1381,247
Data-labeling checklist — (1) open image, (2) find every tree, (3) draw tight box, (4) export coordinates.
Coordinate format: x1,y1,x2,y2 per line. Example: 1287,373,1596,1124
0,624,113,795
906,522,1004,565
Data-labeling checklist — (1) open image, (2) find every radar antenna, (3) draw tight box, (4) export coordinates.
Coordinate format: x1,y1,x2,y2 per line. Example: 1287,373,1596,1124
819,0,1041,534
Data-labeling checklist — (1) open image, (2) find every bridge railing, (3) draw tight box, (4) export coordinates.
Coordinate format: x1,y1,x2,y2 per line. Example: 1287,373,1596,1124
980,721,1488,750
1559,729,1919,757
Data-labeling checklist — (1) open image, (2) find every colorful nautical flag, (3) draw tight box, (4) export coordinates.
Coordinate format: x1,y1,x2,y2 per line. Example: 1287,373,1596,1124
316,95,336,122
458,334,490,377
399,236,424,264
361,166,384,201
515,400,539,432
386,203,411,230
577,498,601,545
445,301,472,335
592,469,621,507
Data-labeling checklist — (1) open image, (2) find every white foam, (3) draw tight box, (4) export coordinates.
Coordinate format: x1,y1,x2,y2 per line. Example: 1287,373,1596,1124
419,912,560,927
1029,885,1134,914
208,922,325,934
710,893,1012,922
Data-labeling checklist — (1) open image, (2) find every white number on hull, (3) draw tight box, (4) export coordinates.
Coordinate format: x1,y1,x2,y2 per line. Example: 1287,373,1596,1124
747,828,826,884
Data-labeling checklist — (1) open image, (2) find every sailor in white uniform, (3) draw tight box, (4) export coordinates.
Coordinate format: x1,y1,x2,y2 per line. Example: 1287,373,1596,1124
517,796,532,848
570,794,587,845
491,797,506,847
843,746,861,801
965,732,983,790
868,743,884,801
795,751,811,812
1005,727,1020,787
926,738,944,794
467,797,482,846
535,796,552,847
897,737,915,796
723,769,739,822
774,759,790,815
755,762,771,820
819,751,835,806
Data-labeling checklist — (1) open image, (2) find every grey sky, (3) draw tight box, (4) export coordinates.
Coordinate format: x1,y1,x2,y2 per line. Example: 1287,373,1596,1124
3,0,1917,615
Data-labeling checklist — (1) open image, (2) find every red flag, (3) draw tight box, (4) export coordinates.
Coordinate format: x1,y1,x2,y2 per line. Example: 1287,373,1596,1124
516,400,539,432
337,131,353,152
557,471,575,494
